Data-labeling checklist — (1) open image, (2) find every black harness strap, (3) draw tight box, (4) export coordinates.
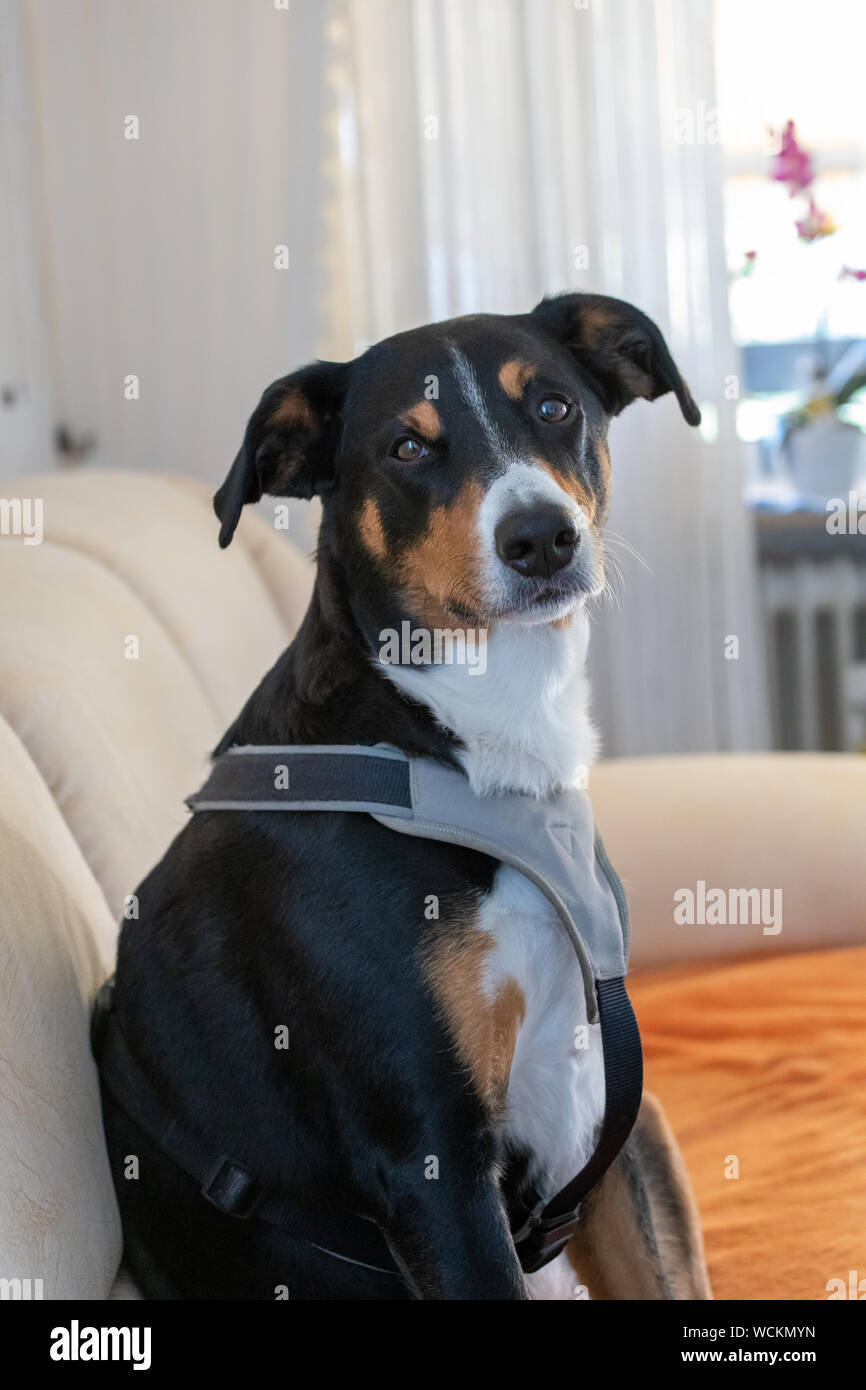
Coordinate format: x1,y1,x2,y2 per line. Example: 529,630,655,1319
511,977,643,1270
99,746,643,1279
186,746,412,816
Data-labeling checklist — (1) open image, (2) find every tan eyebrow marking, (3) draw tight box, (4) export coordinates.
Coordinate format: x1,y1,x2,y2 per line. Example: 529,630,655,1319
498,359,537,400
268,386,316,431
359,497,387,559
399,400,442,440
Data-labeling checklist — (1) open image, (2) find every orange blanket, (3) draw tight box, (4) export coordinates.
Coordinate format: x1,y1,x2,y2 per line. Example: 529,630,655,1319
630,946,866,1301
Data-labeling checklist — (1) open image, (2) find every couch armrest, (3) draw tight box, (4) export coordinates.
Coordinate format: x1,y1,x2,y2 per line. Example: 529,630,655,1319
590,753,866,971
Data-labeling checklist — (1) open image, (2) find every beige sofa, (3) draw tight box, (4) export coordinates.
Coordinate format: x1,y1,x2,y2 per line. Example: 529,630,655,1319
0,469,863,1299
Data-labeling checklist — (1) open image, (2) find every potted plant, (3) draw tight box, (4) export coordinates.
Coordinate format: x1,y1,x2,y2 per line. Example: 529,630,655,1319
766,122,866,501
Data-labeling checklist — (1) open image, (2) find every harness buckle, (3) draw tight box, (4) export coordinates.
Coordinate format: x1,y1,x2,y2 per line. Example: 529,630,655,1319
517,1204,585,1275
201,1156,262,1219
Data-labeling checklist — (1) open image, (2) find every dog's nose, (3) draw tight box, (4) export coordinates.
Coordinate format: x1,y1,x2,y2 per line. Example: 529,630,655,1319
494,505,579,578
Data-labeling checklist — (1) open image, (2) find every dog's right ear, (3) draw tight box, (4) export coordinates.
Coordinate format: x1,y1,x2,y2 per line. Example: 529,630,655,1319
214,359,348,548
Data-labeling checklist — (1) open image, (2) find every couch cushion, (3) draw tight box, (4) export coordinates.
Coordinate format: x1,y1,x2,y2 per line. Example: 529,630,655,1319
163,475,316,647
0,469,314,1303
6,471,313,729
0,539,218,917
0,715,121,1298
592,753,866,968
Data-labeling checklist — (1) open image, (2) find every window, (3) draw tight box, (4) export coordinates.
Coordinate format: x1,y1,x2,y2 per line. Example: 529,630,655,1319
715,0,866,494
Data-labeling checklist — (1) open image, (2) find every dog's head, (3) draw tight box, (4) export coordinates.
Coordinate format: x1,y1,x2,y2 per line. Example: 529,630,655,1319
215,294,699,628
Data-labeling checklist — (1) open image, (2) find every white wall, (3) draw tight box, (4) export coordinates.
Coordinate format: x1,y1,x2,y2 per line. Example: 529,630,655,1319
1,0,332,551
0,0,770,754
0,0,55,475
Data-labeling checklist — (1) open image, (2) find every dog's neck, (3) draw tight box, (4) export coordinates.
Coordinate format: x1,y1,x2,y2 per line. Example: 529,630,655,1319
379,613,598,799
218,555,597,799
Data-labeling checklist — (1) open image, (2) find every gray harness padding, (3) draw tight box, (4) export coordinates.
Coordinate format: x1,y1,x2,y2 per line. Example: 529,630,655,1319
95,743,642,1279
372,752,629,1023
188,743,629,1021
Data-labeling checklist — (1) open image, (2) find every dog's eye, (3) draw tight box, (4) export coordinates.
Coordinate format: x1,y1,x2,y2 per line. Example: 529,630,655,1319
392,438,429,462
538,397,571,423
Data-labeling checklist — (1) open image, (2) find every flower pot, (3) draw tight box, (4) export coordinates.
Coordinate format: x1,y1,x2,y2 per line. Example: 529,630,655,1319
786,415,866,504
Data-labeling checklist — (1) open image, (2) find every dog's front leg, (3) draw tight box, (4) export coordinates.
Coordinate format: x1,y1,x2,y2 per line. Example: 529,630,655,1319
381,1166,529,1300
565,1090,713,1300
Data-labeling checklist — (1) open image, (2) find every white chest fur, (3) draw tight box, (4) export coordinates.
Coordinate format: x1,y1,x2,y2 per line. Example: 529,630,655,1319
477,864,605,1199
383,614,598,799
381,606,604,1216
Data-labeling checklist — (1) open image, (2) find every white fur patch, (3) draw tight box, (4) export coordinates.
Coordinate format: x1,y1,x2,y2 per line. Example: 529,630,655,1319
448,346,523,472
478,865,605,1203
526,1250,588,1301
384,611,598,798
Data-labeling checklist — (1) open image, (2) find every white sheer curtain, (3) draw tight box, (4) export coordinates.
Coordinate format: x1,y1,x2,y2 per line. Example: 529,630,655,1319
9,0,769,754
320,0,770,755
7,0,334,489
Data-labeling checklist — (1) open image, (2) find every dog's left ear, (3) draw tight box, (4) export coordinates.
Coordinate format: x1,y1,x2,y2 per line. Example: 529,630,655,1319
530,293,701,426
214,359,349,548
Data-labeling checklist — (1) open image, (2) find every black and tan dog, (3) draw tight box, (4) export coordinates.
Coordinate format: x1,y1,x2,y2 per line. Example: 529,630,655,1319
98,293,712,1300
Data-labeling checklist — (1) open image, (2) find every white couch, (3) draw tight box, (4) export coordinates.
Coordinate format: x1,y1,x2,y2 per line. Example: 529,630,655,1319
0,469,863,1299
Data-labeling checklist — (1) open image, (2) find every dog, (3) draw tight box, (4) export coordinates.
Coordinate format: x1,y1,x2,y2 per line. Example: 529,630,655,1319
98,292,712,1300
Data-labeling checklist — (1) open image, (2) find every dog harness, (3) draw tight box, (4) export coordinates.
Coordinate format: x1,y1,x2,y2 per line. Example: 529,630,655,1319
93,744,642,1279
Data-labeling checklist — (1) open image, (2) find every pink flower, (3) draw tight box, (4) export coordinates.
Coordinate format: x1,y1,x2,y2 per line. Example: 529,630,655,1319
730,251,757,281
771,120,814,195
795,198,837,242
840,265,866,282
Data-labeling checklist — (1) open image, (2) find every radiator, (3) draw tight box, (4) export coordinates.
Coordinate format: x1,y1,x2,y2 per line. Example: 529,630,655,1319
761,555,866,752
